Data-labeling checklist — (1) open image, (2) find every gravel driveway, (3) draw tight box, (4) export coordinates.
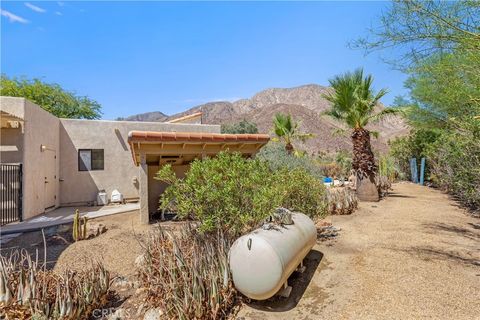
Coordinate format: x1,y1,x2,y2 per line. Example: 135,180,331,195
238,183,480,319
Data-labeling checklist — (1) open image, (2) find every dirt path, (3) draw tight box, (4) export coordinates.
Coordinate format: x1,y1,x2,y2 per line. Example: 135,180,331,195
238,183,480,320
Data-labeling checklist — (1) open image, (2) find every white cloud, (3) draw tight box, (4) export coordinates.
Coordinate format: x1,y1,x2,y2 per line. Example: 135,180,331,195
1,9,29,24
57,1,64,6
25,2,46,13
55,11,62,16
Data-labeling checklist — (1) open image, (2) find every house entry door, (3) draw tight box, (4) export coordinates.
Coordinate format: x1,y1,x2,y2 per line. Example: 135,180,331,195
44,149,56,210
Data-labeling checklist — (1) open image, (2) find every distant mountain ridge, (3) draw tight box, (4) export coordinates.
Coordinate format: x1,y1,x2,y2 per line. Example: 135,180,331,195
122,84,409,153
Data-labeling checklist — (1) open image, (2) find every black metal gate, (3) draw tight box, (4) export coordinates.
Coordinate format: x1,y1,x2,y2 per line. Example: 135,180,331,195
1,164,23,226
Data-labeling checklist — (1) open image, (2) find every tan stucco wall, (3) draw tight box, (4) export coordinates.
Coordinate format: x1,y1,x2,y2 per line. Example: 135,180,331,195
0,127,23,163
23,99,61,219
148,164,188,214
0,97,25,164
59,119,220,206
1,96,221,220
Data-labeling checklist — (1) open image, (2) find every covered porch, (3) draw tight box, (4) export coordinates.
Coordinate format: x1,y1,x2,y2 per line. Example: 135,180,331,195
127,131,270,224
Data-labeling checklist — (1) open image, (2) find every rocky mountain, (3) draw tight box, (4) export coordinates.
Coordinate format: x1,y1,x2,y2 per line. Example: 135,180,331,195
120,111,168,122
124,84,409,153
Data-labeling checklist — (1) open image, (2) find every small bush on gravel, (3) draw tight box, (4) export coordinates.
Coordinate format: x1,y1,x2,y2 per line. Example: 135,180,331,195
137,225,235,320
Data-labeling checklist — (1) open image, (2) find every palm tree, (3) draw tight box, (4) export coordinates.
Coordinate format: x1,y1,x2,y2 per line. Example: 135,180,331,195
273,113,312,154
324,68,398,201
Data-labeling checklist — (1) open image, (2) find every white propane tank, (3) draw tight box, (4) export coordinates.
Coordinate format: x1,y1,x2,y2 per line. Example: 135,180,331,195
229,212,316,300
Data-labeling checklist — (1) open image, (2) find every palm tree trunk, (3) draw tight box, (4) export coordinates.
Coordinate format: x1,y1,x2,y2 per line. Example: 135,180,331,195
351,128,379,201
285,142,294,154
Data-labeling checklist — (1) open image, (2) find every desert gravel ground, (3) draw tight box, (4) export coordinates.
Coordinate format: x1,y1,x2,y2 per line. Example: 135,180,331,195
237,183,480,320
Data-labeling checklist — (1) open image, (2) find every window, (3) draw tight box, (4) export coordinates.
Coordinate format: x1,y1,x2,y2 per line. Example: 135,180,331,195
78,149,104,171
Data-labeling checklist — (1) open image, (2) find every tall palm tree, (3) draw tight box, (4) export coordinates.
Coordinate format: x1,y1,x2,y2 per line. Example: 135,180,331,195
324,68,398,201
273,113,312,154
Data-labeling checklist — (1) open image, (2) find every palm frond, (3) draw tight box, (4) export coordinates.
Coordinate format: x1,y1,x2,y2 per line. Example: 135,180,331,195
368,107,403,123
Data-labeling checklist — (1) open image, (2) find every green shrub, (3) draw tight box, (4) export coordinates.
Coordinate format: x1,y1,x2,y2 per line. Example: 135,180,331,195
156,152,327,234
426,122,480,211
221,119,258,134
256,142,324,180
277,168,327,218
389,129,441,180
156,152,281,234
315,150,352,179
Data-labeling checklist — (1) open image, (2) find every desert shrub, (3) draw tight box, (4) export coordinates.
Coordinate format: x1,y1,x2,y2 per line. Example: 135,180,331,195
137,225,235,320
316,150,352,179
389,129,441,180
156,152,328,234
156,152,282,235
277,168,327,219
256,142,324,179
325,187,358,215
318,162,341,178
221,119,258,134
426,123,480,211
0,249,110,319
376,154,398,196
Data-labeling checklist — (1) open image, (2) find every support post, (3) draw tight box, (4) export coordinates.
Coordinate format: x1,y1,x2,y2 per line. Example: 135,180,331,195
410,158,418,184
419,157,426,186
139,152,149,224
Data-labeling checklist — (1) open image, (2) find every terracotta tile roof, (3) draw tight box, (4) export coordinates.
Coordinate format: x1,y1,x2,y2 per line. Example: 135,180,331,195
128,131,271,143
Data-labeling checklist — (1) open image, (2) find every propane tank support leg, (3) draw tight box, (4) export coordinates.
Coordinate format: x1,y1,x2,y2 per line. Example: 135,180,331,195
278,281,292,298
296,260,306,273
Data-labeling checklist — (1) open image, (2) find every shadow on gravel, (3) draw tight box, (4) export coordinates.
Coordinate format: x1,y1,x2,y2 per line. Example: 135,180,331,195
423,222,480,241
401,246,480,267
244,249,324,312
387,193,416,198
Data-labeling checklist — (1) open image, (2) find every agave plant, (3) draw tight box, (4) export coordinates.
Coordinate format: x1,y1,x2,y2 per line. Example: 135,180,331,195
137,225,236,320
0,249,110,320
325,187,358,215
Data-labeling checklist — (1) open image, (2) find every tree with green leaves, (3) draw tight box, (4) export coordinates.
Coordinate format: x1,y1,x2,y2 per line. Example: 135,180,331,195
352,0,480,69
273,113,312,154
354,0,480,209
324,68,397,201
0,75,102,119
221,119,258,134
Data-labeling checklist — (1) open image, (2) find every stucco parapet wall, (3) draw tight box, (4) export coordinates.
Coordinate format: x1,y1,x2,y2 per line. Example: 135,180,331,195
0,96,26,119
59,118,221,132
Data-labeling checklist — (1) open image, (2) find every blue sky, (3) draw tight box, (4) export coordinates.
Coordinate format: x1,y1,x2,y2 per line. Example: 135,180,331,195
1,1,407,120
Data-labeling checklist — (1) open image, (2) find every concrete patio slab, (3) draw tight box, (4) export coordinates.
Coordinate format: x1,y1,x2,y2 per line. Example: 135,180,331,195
0,203,139,236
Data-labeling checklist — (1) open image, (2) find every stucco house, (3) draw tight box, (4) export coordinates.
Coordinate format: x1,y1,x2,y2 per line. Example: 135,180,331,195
0,97,269,225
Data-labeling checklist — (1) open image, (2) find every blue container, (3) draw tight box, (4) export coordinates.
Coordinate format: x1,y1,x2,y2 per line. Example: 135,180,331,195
324,177,333,183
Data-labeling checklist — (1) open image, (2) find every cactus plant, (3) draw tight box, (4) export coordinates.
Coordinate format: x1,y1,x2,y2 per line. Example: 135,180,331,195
72,210,89,241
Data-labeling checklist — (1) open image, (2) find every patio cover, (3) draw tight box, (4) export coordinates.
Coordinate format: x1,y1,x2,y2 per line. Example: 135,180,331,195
127,131,270,166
